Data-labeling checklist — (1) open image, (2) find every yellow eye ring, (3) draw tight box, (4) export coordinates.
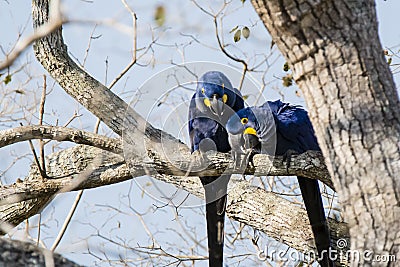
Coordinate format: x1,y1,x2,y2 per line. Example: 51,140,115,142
241,118,248,125
201,88,205,94
222,94,228,103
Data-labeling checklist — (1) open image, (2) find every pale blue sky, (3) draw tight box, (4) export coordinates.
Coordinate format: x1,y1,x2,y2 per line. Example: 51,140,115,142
0,1,399,266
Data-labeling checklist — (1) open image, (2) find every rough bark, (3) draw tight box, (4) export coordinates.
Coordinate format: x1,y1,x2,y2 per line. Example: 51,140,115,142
0,238,82,267
251,0,400,265
0,0,355,265
0,149,333,207
0,145,127,233
32,0,185,165
0,125,122,153
0,145,333,225
0,127,334,194
0,144,348,265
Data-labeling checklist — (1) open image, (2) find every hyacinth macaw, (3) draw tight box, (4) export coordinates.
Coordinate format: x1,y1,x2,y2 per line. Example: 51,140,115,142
226,100,333,267
188,71,244,267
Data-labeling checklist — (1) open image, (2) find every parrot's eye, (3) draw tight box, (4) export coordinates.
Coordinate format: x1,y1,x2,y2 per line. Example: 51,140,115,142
222,83,225,89
222,94,228,103
201,88,205,94
241,118,248,125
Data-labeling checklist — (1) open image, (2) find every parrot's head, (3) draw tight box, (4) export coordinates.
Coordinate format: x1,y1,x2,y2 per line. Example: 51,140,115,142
226,107,260,151
196,71,237,116
226,107,258,136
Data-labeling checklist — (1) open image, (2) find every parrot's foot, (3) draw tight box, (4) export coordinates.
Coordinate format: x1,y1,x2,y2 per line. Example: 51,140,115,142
231,151,242,170
282,149,299,172
243,149,258,170
231,149,255,171
190,150,208,171
232,151,248,170
246,150,256,168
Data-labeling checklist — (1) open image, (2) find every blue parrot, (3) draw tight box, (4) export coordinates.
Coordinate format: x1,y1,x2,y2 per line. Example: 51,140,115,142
188,71,244,267
226,100,333,267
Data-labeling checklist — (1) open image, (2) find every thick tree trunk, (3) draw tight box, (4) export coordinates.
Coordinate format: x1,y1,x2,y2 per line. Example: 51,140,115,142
0,0,377,265
0,238,82,267
251,0,400,265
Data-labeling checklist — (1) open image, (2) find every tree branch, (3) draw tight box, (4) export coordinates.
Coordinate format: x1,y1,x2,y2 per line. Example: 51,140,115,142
32,0,159,138
24,1,347,265
0,1,65,71
0,125,122,154
0,145,347,264
0,238,83,267
0,121,333,188
0,148,333,206
250,0,400,264
0,145,333,206
30,0,333,189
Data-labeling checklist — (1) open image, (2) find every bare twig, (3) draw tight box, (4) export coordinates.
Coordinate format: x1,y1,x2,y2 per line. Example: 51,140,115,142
108,0,138,90
82,25,98,68
37,213,41,247
213,15,248,77
50,190,84,251
238,64,247,90
39,75,47,174
43,112,82,146
192,0,249,90
0,3,65,71
20,122,47,179
27,138,46,179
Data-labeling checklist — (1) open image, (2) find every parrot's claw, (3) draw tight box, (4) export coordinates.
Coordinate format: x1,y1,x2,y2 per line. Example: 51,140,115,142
231,151,242,170
241,149,256,170
191,150,208,170
282,149,298,173
247,152,255,168
231,149,255,171
240,152,250,170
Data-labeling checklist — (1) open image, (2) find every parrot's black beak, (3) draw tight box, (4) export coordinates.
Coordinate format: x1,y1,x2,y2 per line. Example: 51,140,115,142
228,131,260,170
210,95,225,116
243,133,259,150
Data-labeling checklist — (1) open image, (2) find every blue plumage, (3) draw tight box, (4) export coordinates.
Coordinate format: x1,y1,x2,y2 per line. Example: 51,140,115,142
226,100,334,267
189,72,243,153
265,100,320,152
189,96,230,153
188,71,243,267
226,100,320,155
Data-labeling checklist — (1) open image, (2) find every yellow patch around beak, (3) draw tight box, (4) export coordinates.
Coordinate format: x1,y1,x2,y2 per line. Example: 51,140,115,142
244,127,257,136
222,94,228,103
204,98,211,107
